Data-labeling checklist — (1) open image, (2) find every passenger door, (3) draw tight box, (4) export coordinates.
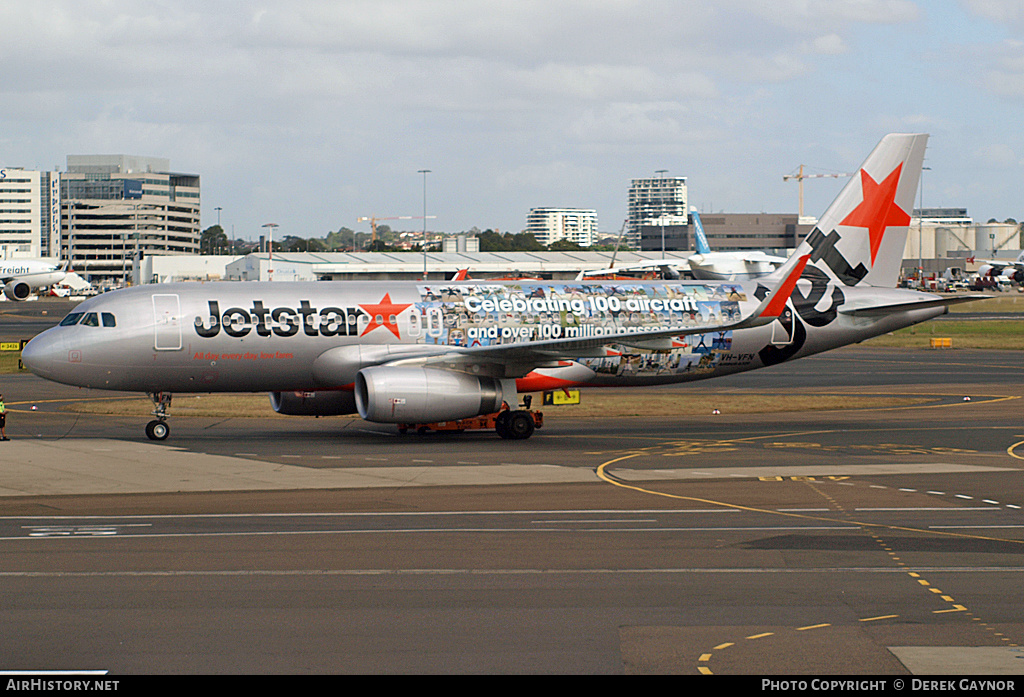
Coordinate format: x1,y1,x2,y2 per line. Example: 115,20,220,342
152,294,182,351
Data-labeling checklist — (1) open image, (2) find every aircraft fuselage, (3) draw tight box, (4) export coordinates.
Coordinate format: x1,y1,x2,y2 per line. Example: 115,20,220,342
23,278,945,395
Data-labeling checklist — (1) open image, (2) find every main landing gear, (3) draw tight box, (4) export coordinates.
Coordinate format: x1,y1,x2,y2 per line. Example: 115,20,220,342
146,392,172,441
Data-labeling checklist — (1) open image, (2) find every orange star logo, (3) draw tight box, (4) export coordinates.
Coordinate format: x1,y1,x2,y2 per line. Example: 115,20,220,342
358,293,412,338
840,163,910,266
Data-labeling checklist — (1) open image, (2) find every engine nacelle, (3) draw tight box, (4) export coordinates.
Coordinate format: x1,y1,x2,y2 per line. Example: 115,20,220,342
4,280,31,301
355,366,506,423
269,390,357,416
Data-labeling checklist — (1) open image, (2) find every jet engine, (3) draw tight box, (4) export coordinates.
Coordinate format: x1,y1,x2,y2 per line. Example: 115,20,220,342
355,366,506,423
978,265,1024,283
3,280,31,301
269,390,357,416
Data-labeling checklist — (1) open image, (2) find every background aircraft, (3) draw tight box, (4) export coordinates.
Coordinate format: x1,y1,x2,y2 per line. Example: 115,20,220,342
24,133,980,441
685,210,787,281
968,250,1024,285
0,258,67,300
575,210,787,282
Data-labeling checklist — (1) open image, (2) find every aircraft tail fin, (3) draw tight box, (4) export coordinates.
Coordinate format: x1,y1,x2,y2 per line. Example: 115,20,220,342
691,211,711,255
773,133,928,289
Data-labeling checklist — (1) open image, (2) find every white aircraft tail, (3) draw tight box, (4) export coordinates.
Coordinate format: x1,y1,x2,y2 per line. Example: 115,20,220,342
771,133,928,288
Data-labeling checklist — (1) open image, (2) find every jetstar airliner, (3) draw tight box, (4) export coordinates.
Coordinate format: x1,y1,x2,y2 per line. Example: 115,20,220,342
0,258,67,300
23,134,979,440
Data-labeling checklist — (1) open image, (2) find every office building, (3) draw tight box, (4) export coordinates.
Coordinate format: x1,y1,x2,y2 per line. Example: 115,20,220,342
0,167,60,259
61,155,200,286
627,175,688,248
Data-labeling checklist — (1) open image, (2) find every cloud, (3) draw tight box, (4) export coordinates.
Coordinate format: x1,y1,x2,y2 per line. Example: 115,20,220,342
14,1,1024,233
974,142,1019,168
961,0,1024,27
980,40,1024,97
805,33,849,55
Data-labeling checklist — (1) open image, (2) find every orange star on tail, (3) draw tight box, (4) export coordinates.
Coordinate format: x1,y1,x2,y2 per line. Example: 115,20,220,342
840,164,910,266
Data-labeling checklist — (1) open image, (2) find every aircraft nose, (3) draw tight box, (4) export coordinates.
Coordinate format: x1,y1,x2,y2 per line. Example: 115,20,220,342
21,331,65,380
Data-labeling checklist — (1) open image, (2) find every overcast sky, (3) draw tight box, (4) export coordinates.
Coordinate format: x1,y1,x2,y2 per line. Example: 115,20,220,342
2,1,1023,241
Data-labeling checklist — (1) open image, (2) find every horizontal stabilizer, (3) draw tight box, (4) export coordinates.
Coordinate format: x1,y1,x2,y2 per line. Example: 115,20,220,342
838,294,993,317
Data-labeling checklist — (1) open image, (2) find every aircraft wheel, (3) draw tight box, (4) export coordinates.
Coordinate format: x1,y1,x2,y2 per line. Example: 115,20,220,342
506,411,535,440
146,419,170,441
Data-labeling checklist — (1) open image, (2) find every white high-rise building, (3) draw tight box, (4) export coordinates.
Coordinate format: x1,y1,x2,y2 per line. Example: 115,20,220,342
526,208,599,247
627,175,688,249
0,167,60,259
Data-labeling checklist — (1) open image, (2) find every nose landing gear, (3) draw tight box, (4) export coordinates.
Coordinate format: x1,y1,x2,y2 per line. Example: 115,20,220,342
146,392,172,441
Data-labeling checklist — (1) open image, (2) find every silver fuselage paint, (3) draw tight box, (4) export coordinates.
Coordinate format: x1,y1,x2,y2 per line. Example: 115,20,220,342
22,279,945,394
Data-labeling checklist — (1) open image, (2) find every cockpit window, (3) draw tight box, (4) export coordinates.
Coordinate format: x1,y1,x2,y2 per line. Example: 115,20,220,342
59,312,84,326
102,312,116,328
81,312,99,327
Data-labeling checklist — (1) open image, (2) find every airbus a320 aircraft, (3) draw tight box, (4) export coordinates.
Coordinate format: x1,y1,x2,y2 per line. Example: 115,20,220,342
0,258,67,300
23,134,977,441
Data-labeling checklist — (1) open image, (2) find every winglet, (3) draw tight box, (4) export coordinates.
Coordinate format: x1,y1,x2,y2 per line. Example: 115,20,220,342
757,254,810,319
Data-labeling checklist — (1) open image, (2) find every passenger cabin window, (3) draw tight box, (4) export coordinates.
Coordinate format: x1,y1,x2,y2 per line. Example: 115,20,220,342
59,313,84,326
81,312,99,327
102,312,116,327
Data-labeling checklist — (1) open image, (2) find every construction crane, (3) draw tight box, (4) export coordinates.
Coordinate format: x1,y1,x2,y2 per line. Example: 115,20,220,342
783,165,853,219
357,215,437,246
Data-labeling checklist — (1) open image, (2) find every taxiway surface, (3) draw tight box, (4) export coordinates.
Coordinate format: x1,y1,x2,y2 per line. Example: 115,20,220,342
1,345,1023,674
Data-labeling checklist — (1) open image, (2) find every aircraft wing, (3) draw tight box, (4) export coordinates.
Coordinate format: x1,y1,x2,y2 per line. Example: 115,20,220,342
575,258,687,280
741,252,786,266
408,255,810,376
968,253,1024,271
838,294,992,317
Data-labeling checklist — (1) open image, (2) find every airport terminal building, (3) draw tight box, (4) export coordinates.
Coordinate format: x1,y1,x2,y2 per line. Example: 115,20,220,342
638,213,816,254
135,249,692,284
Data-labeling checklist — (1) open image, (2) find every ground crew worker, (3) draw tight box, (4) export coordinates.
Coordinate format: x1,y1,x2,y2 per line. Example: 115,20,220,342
0,394,7,441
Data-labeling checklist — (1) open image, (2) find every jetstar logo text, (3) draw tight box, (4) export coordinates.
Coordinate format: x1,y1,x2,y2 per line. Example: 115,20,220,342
194,300,368,339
